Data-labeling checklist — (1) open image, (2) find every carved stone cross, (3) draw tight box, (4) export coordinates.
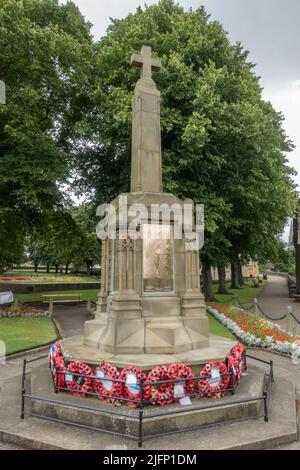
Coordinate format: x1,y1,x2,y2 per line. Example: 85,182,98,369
131,46,161,80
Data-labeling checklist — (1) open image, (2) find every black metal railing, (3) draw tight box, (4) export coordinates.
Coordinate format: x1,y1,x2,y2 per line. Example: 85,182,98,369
20,353,273,447
223,295,300,328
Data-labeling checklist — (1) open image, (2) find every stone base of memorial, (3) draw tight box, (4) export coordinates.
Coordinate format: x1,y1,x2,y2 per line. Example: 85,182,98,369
29,360,265,438
59,334,236,372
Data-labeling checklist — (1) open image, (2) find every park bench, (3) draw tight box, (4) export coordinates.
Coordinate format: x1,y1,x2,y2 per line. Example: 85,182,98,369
288,284,297,298
43,293,82,304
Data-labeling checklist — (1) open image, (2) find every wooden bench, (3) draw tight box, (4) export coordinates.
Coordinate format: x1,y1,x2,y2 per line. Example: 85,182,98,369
288,285,297,298
43,293,82,304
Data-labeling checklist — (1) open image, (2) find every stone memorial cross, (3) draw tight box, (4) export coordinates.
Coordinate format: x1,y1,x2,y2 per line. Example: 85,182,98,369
130,46,163,193
131,45,161,80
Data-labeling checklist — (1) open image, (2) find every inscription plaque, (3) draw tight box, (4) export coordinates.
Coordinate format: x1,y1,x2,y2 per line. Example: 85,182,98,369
143,224,174,293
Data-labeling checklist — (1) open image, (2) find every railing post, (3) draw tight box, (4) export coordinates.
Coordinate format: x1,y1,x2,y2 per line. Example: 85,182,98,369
49,300,54,316
138,377,144,448
243,351,247,372
87,300,91,313
230,368,235,395
270,360,274,383
286,306,292,334
20,358,26,419
53,362,58,393
254,298,258,318
263,391,268,422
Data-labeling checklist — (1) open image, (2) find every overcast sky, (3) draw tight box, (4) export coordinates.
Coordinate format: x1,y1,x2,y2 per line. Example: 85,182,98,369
61,0,300,239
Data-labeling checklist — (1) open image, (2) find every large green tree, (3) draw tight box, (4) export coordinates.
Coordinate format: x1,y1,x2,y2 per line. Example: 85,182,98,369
73,0,296,299
0,0,94,269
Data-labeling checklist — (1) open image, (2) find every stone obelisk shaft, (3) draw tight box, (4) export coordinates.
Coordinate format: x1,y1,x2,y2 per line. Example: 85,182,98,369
131,46,162,193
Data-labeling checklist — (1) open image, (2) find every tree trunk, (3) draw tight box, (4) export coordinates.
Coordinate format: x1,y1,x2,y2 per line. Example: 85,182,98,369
231,261,240,289
217,265,228,294
238,260,244,286
86,261,92,276
65,263,69,274
202,259,215,301
46,263,50,273
55,265,59,274
34,264,38,273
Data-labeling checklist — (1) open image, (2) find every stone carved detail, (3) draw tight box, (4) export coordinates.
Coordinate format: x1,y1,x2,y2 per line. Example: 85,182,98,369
186,236,198,252
120,237,134,251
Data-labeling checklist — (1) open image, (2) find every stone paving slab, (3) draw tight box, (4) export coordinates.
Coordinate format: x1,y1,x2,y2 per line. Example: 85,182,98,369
0,376,296,450
0,442,24,450
257,274,300,333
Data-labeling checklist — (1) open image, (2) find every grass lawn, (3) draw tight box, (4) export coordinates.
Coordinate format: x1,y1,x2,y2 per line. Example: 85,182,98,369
16,289,99,304
212,280,266,305
0,318,57,355
207,313,235,340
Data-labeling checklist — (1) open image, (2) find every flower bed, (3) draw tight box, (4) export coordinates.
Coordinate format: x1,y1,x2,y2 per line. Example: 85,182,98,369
0,307,51,318
208,303,300,356
0,277,32,281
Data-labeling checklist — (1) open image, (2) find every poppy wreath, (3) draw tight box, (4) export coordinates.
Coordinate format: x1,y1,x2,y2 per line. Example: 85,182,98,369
54,356,66,389
50,342,66,389
144,365,174,405
231,344,245,362
66,361,94,397
227,343,246,385
94,362,121,404
167,363,195,401
198,362,230,398
119,366,146,407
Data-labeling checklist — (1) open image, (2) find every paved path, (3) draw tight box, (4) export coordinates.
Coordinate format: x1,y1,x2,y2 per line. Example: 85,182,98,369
0,442,24,450
53,304,90,337
257,274,300,333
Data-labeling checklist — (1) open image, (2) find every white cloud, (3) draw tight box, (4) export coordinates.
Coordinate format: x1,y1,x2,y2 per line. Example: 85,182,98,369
61,0,159,38
263,82,300,189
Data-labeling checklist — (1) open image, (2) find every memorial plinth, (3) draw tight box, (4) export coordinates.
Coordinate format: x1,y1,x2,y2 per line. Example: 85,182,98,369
60,46,236,369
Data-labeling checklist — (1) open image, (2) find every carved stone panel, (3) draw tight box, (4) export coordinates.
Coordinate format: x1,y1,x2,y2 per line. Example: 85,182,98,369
143,224,174,293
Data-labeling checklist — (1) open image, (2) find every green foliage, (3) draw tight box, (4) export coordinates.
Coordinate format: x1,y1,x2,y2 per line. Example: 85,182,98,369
16,288,99,303
27,205,99,272
0,0,93,267
207,313,235,340
211,280,266,305
71,205,100,272
0,0,297,278
74,0,296,269
269,239,295,274
0,209,25,270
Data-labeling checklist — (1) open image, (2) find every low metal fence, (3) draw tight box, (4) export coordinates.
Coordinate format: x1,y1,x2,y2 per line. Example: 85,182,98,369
20,353,273,448
228,295,300,334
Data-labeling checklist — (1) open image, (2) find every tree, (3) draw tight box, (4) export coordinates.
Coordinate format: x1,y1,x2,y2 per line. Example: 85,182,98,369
72,0,295,300
0,0,94,269
0,210,25,271
27,207,100,275
71,205,100,274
